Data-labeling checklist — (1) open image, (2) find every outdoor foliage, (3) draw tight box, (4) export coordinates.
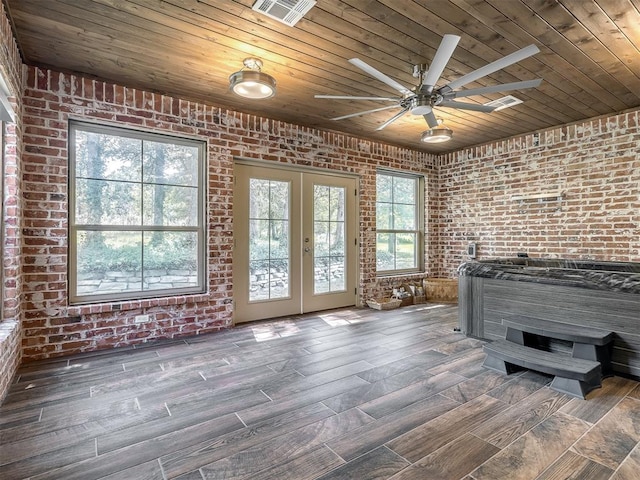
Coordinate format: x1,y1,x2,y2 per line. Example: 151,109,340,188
247,178,348,299
72,124,202,282
77,231,198,274
376,172,419,271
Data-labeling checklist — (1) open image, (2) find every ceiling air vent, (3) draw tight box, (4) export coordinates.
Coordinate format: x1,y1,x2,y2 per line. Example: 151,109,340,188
484,95,523,111
252,0,316,27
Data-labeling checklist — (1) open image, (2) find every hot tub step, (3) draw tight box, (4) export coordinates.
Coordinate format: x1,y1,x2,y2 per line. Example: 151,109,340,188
502,316,614,345
482,339,601,399
502,315,614,377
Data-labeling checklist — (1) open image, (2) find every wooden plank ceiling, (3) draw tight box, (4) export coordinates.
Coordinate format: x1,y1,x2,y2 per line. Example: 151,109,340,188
5,0,640,153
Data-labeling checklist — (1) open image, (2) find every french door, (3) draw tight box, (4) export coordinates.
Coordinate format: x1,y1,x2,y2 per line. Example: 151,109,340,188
233,163,357,323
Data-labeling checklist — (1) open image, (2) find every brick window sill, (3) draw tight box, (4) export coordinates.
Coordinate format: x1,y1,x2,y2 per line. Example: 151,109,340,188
66,293,212,316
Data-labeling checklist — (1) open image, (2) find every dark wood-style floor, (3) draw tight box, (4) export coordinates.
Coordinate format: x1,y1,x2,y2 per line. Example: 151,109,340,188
1,304,639,480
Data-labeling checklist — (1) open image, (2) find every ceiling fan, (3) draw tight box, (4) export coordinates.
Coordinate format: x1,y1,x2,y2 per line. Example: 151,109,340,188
315,34,542,132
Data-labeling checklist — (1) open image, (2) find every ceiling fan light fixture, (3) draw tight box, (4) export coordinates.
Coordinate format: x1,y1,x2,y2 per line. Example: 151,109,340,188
411,105,433,115
421,126,453,143
229,58,276,99
410,96,433,115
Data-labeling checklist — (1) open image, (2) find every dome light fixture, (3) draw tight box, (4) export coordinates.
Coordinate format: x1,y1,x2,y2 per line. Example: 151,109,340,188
421,118,453,143
229,58,276,99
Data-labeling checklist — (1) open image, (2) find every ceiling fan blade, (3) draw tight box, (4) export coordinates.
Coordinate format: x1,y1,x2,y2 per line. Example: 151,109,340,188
376,107,410,130
446,79,542,99
315,95,399,101
439,100,497,113
349,58,413,96
443,44,540,92
331,104,400,121
423,111,439,128
422,34,460,93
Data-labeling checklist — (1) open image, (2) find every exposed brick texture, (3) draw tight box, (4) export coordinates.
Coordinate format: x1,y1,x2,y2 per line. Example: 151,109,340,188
0,319,20,402
0,0,25,403
16,63,640,363
435,116,640,276
20,66,437,361
2,3,640,383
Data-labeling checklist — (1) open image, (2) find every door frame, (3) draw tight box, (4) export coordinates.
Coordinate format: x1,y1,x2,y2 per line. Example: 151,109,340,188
232,158,360,324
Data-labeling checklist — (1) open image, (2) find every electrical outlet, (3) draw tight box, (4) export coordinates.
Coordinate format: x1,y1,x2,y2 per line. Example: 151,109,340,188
134,314,149,324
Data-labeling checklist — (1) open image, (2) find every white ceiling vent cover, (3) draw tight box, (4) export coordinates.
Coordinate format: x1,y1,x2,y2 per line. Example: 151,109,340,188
484,95,523,111
252,0,316,27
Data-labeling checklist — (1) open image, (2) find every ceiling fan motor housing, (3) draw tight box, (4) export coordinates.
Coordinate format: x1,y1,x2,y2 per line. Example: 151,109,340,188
407,94,442,115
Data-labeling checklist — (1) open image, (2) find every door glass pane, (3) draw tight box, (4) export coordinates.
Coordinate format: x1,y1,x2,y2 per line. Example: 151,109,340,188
314,185,346,294
249,179,290,301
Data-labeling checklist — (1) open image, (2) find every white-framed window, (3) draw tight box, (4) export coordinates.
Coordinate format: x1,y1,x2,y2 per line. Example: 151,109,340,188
375,170,424,274
68,121,206,304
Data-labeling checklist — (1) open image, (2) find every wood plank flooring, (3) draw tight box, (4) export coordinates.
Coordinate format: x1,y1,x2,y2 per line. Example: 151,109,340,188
1,304,639,480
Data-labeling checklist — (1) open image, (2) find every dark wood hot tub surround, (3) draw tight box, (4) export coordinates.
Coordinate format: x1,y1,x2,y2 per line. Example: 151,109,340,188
458,258,640,379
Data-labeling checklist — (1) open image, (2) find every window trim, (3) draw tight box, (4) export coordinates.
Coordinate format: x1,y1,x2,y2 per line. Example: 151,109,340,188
68,121,207,305
375,169,425,275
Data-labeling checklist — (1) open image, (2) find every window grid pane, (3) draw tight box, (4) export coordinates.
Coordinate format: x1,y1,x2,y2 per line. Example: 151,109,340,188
70,122,205,303
376,172,423,273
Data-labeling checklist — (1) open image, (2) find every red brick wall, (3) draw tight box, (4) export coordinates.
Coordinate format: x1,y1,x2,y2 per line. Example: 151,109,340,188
9,31,640,367
0,116,22,403
13,64,640,365
0,1,25,403
20,66,437,361
435,113,640,276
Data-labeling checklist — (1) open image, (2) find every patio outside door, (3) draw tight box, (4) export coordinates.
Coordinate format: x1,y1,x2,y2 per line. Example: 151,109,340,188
233,164,357,323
